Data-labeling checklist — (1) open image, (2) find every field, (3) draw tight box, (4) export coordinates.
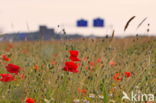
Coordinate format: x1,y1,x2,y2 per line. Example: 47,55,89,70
0,37,155,103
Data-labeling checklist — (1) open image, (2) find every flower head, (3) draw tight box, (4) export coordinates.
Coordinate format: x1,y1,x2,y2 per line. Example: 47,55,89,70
25,98,35,103
69,50,79,57
0,74,15,82
69,56,80,61
2,55,10,61
77,88,87,94
63,61,79,73
89,62,95,67
5,64,21,74
113,73,122,81
109,61,117,67
33,64,39,70
124,72,132,78
97,58,101,63
69,50,80,61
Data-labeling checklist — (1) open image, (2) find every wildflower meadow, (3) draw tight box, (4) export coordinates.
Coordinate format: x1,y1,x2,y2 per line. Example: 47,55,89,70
0,37,155,103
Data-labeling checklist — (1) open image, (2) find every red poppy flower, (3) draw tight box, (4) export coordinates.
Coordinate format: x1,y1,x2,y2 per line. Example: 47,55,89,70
109,61,117,67
69,56,80,61
25,98,35,103
124,72,132,78
69,50,80,61
2,55,10,61
34,64,39,70
78,88,87,94
0,74,15,82
63,61,79,73
89,62,95,66
97,58,101,63
5,64,21,74
69,50,79,57
113,73,123,81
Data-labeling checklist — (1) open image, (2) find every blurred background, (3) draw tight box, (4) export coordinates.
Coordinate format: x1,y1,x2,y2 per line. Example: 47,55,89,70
0,0,156,37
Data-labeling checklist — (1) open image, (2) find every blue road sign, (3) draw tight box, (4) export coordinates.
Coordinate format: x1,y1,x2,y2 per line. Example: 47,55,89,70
93,18,104,27
77,19,88,27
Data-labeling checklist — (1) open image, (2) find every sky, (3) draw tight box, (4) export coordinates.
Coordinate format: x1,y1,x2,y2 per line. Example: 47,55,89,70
0,0,156,36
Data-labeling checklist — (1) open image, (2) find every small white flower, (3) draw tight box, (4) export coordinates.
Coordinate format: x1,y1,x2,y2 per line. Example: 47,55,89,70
73,99,80,103
44,98,50,103
82,99,90,103
98,95,104,99
89,93,96,98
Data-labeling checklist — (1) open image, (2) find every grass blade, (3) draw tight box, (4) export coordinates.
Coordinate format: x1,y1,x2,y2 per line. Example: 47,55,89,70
124,16,136,31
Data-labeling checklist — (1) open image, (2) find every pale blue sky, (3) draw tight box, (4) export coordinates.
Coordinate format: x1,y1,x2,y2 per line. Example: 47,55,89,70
0,0,155,36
